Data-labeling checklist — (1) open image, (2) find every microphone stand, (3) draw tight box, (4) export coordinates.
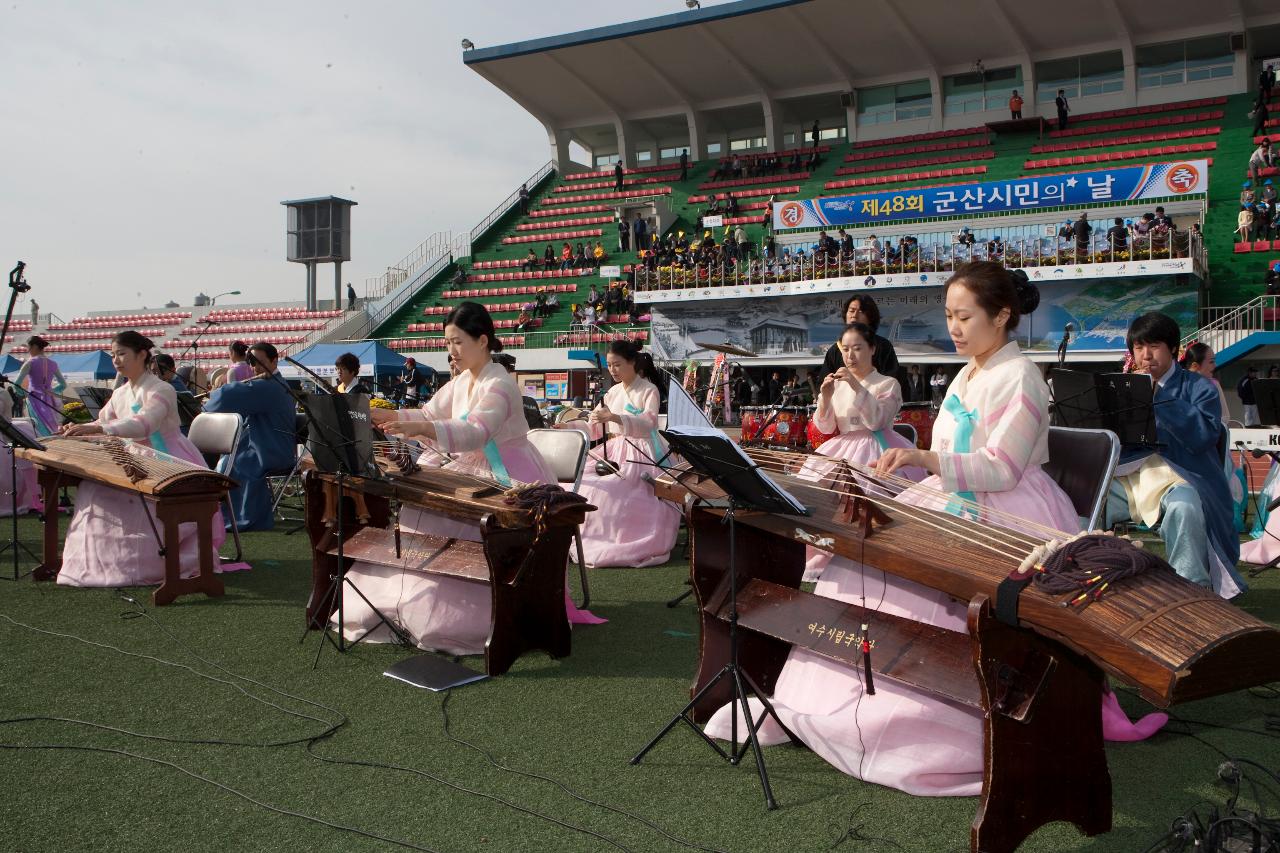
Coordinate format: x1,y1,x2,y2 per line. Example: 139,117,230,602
174,318,221,380
1057,326,1072,367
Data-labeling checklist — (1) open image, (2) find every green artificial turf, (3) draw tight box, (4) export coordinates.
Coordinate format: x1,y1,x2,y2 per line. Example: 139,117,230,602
2,517,1280,852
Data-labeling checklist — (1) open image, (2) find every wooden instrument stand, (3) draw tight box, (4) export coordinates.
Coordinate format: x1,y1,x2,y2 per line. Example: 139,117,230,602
31,469,225,606
303,470,577,676
687,506,1111,853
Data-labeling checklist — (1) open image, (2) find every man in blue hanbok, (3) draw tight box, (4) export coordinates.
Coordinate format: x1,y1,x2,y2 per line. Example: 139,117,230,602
203,341,297,531
1105,312,1246,598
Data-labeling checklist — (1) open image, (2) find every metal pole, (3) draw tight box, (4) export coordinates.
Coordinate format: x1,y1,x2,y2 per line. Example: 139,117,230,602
334,260,343,310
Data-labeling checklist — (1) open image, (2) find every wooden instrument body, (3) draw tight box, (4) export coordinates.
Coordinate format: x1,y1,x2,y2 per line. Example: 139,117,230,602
665,455,1280,853
303,468,585,676
18,438,235,607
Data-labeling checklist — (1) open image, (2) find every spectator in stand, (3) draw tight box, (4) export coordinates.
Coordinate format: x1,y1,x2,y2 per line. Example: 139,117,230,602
584,302,598,327
545,291,560,314
346,283,357,311
1009,90,1023,120
1239,366,1260,426
986,235,1004,257
29,300,38,328
514,307,534,332
633,213,647,247
1254,98,1271,141
586,283,599,307
1265,262,1280,296
533,288,548,318
573,242,588,269
1058,220,1074,244
1264,179,1278,205
1238,205,1255,244
810,120,820,149
1154,206,1174,231
905,364,925,403
764,196,775,233
1261,64,1275,102
518,182,529,215
544,243,556,268
679,148,689,181
1242,181,1257,207
521,248,539,272
617,215,630,252
725,194,739,217
765,371,783,406
788,150,802,172
593,241,606,267
1255,199,1274,241
955,226,976,248
734,224,749,257
838,229,854,257
1055,89,1071,130
1250,138,1275,186
866,233,884,262
450,265,468,286
1071,211,1093,257
570,303,585,329
614,162,624,192
1107,217,1129,253
730,155,743,178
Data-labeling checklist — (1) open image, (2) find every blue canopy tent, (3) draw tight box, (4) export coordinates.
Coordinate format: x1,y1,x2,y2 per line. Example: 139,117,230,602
0,354,23,377
280,341,414,389
50,351,116,383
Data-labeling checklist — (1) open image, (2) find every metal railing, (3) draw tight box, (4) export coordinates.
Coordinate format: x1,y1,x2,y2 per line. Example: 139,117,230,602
1182,295,1279,354
630,231,1203,292
358,323,649,353
470,160,556,246
364,231,453,300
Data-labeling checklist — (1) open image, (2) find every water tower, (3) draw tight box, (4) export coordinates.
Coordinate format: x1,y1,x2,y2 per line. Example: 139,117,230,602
281,196,356,311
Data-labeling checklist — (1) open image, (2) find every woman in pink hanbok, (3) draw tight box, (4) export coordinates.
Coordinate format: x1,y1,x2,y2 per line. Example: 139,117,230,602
799,322,924,581
705,262,1162,796
345,302,598,654
15,336,65,436
562,340,679,567
56,331,226,588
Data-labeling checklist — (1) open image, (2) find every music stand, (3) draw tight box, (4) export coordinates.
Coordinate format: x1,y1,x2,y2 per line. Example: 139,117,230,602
630,427,807,810
298,392,413,662
1252,379,1280,427
77,387,113,421
174,391,202,433
0,413,43,580
1050,370,1159,448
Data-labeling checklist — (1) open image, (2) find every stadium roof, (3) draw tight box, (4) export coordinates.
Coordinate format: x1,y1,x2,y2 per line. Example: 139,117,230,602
465,0,1280,137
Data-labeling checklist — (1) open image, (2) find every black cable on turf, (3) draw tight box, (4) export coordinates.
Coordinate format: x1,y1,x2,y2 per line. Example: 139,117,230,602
437,687,731,853
2,605,637,853
0,741,442,852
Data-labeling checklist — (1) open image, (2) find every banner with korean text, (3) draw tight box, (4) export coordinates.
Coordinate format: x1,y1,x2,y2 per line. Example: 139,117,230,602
771,160,1208,230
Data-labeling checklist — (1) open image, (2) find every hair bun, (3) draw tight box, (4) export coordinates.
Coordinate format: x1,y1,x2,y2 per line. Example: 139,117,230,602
1009,269,1039,315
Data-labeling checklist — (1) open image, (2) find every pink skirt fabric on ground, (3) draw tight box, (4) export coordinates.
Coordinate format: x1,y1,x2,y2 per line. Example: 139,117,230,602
56,436,228,588
704,466,1089,797
337,442,602,652
573,457,680,568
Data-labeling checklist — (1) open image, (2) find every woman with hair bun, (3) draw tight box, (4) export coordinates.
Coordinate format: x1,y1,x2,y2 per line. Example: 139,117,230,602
56,330,226,587
707,262,1160,797
15,335,65,436
560,339,679,567
351,302,597,653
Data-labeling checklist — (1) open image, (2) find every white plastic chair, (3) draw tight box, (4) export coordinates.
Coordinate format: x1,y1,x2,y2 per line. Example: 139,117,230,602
188,412,244,561
526,428,591,607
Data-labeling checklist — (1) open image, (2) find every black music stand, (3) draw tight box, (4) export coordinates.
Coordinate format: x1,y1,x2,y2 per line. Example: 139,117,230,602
630,427,808,810
1050,369,1159,448
298,392,413,663
0,414,44,581
77,387,113,421
1252,379,1280,427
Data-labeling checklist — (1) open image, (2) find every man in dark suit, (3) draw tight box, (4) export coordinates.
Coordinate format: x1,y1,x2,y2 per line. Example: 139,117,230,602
679,149,689,181
614,162,624,192
1055,89,1071,130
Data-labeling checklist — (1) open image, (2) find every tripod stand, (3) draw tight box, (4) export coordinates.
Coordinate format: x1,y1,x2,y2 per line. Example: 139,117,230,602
630,427,808,810
0,414,41,580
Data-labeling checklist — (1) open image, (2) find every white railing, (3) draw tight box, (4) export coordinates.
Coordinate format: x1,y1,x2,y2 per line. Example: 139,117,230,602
1182,295,1278,354
470,160,555,245
631,230,1204,292
360,324,648,353
364,230,454,301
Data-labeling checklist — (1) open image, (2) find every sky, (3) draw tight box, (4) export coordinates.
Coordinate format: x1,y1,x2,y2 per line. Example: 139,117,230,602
0,1,730,320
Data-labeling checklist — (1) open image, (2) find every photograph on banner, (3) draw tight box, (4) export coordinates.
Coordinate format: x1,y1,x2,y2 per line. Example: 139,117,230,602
647,277,1196,362
772,160,1209,230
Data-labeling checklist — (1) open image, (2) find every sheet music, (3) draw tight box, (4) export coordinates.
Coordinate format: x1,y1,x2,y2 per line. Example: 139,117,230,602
665,379,715,430
663,425,808,516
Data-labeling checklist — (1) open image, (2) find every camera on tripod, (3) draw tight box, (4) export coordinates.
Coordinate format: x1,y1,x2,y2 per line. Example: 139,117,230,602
9,262,30,294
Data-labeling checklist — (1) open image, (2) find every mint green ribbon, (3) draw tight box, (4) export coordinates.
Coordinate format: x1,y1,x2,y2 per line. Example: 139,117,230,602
870,429,889,452
131,401,170,456
461,410,510,487
941,395,979,519
624,401,662,461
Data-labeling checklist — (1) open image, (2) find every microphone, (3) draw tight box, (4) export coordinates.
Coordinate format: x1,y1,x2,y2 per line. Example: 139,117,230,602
199,318,220,325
